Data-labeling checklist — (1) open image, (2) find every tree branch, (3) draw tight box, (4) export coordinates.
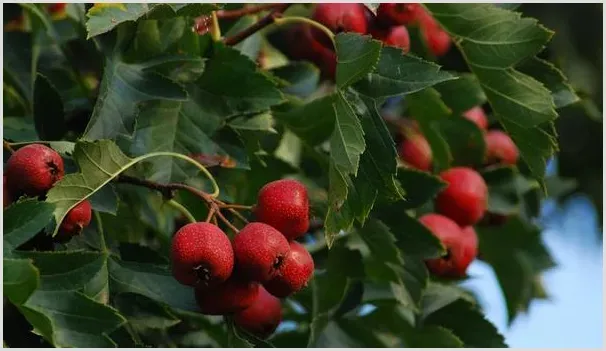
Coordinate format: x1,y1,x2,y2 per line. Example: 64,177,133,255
216,4,283,19
223,4,291,46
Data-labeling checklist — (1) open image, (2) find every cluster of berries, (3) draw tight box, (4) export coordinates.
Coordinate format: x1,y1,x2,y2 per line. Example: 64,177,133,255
399,106,520,278
4,144,92,242
171,179,314,339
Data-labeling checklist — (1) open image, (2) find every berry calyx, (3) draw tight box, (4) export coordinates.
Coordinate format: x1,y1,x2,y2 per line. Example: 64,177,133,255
420,214,478,278
371,25,411,53
312,4,369,36
264,241,314,298
56,200,92,240
436,167,488,227
376,3,420,27
399,133,432,171
233,222,290,282
195,277,259,315
234,286,282,339
4,176,14,208
484,130,519,166
462,106,489,131
254,179,310,240
6,144,64,197
171,222,234,287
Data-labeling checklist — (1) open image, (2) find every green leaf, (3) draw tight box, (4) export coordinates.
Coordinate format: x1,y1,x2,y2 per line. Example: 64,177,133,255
420,282,476,319
331,92,366,175
89,184,120,215
272,94,335,146
353,47,455,99
439,117,487,167
482,166,539,215
270,62,320,97
146,3,218,20
3,117,38,141
396,168,446,209
518,57,579,109
229,113,276,133
224,15,263,61
86,4,149,38
33,74,66,140
4,258,39,305
434,73,487,114
3,199,56,255
358,219,403,266
4,31,35,104
335,33,382,88
113,292,180,330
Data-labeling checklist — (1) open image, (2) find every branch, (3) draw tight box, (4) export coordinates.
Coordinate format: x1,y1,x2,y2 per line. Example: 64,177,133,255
3,140,14,153
223,3,291,46
216,4,283,19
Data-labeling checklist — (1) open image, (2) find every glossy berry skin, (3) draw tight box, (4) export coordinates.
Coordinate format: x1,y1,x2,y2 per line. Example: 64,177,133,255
485,130,519,166
420,214,478,278
4,176,13,208
195,277,259,315
233,222,290,282
399,134,432,171
234,286,282,339
171,222,234,288
423,27,452,57
6,144,64,197
312,4,369,35
371,26,410,53
462,106,489,131
436,167,488,227
264,241,314,298
376,3,420,27
57,200,92,239
254,179,310,240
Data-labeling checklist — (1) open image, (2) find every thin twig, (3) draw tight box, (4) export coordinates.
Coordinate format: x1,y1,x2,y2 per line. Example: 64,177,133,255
3,140,15,153
211,216,218,226
220,204,253,210
216,4,282,19
215,210,240,234
205,207,216,223
223,3,291,46
228,208,249,224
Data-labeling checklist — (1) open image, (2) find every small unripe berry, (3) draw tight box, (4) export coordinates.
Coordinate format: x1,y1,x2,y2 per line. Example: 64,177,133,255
371,25,411,53
233,222,290,282
6,144,64,197
254,179,310,240
462,106,489,131
484,130,519,166
436,167,488,227
399,134,432,171
234,286,282,339
376,3,420,27
420,214,478,278
195,277,259,315
312,4,369,35
56,200,92,241
171,222,234,288
264,241,314,298
4,176,14,208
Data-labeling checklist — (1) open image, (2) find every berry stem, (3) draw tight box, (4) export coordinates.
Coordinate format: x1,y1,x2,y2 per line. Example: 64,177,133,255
223,4,291,46
215,209,240,234
227,208,249,224
220,204,253,210
210,11,221,41
3,140,14,154
205,207,216,223
167,199,197,224
215,4,283,19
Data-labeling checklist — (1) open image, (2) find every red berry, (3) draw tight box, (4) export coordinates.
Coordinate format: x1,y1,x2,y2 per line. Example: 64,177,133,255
48,3,66,14
4,176,14,208
6,144,64,197
312,4,369,35
436,167,488,227
195,277,259,315
171,222,234,288
283,25,337,80
264,241,314,298
254,179,310,240
234,286,282,339
57,200,92,240
371,25,410,53
376,3,420,27
233,222,290,282
462,106,489,131
423,27,451,57
399,134,432,171
420,214,478,278
484,130,519,166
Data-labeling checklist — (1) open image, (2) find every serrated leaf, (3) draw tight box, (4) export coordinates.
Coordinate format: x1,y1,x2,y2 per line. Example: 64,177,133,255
146,3,218,20
3,117,38,141
435,73,486,114
4,199,56,255
86,4,149,38
518,57,579,109
224,15,263,61
272,94,335,146
335,33,382,88
420,282,476,319
4,258,39,305
113,292,181,330
397,168,446,209
439,117,487,167
229,113,276,133
270,62,320,97
358,219,403,265
88,184,119,215
33,74,66,140
331,92,366,175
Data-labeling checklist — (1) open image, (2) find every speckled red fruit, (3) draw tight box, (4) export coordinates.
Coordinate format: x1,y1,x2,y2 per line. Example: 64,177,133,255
254,179,310,240
4,176,13,208
371,25,410,53
58,200,92,238
376,3,420,26
424,27,451,57
234,286,282,339
171,222,234,287
485,130,519,166
436,167,488,227
399,134,432,171
233,222,290,282
264,241,314,298
6,144,64,197
462,106,489,131
312,4,369,35
420,214,478,278
195,277,259,315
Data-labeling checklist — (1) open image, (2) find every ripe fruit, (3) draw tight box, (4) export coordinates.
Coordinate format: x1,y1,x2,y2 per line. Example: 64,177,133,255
254,179,310,240
312,4,369,35
371,25,411,53
171,222,234,287
462,106,489,130
423,27,451,57
233,222,290,282
283,25,337,80
4,176,13,208
234,286,282,338
264,241,314,298
376,3,420,26
436,167,488,227
484,130,519,166
57,200,92,239
419,214,478,278
195,277,259,315
399,133,432,171
48,3,66,14
6,144,64,197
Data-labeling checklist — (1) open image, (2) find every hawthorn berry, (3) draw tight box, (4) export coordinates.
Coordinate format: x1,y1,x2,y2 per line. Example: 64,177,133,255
195,277,259,315
254,179,310,240
484,130,519,166
234,286,282,339
376,3,420,27
436,167,488,227
233,222,290,282
264,241,314,298
171,222,234,288
56,200,92,241
420,214,478,278
423,27,452,57
462,106,489,131
371,25,411,53
6,144,64,197
312,4,369,35
399,133,432,171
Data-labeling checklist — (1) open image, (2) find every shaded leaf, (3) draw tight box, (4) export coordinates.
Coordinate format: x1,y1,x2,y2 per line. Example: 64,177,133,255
4,199,55,255
3,258,39,305
335,33,382,88
272,94,335,146
86,3,149,38
396,168,446,209
33,74,66,140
